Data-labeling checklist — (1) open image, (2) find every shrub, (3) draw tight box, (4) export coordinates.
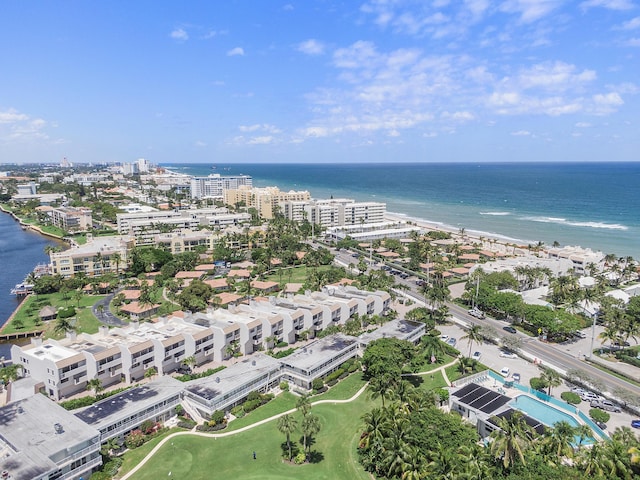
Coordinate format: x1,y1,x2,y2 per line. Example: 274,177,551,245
242,399,262,412
57,306,76,319
560,392,582,405
276,341,288,348
279,381,289,391
271,348,296,359
529,377,547,392
294,452,307,464
177,420,196,429
326,379,338,387
246,391,260,401
312,378,324,391
589,408,610,424
124,430,146,449
210,410,226,425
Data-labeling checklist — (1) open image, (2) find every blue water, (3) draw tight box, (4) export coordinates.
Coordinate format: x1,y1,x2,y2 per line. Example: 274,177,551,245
162,162,640,258
509,395,580,428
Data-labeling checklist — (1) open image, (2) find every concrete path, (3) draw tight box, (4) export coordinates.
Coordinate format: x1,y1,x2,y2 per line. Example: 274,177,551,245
118,383,370,480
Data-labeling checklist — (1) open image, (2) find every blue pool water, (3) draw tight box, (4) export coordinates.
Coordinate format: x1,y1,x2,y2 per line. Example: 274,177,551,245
509,395,580,428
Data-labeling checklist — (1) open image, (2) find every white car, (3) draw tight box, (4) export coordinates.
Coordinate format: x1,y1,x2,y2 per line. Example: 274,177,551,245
440,334,449,342
499,350,518,359
512,373,521,382
472,351,482,361
500,367,510,377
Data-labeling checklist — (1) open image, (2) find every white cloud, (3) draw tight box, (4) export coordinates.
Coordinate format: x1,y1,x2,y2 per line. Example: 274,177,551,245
575,122,592,127
194,140,207,147
499,0,564,23
511,130,531,136
170,28,189,41
516,61,596,92
0,108,50,142
227,47,245,56
626,37,640,46
441,111,475,122
0,109,29,123
618,16,640,30
580,0,635,10
239,124,281,134
248,136,275,145
297,39,325,56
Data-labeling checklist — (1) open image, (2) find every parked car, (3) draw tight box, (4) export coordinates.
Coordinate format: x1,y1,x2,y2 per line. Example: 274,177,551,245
503,326,517,334
512,373,521,382
176,365,192,375
447,337,457,347
570,386,586,395
472,351,482,361
500,367,510,377
595,421,607,430
632,419,640,429
440,334,449,342
574,331,587,339
468,308,485,319
590,399,621,412
500,350,518,359
581,391,603,402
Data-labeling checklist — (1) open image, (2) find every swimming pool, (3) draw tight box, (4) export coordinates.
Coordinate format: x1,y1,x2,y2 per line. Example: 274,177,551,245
509,395,580,428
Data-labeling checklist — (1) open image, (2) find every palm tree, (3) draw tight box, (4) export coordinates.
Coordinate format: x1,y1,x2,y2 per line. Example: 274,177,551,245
577,442,614,477
368,374,396,407
277,414,298,461
301,413,321,455
111,252,122,274
539,367,562,396
97,304,105,318
54,316,75,336
489,411,534,469
360,407,388,449
86,378,104,396
543,420,575,460
575,423,593,447
182,355,196,369
296,393,312,418
462,324,483,358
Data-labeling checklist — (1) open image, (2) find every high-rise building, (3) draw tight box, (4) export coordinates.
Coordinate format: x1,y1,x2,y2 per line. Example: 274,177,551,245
190,174,253,199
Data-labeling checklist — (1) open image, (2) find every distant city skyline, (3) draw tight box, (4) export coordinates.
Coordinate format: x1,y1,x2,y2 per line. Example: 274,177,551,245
1,1,639,164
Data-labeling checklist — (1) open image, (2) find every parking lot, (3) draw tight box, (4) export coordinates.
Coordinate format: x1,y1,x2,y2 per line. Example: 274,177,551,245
435,319,635,434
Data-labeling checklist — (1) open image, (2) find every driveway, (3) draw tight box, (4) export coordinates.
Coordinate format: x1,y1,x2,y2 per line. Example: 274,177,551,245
92,290,126,327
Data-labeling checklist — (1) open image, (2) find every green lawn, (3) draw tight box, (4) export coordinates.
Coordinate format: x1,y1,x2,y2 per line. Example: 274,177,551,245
226,373,366,432
265,265,334,285
127,391,373,480
3,293,105,336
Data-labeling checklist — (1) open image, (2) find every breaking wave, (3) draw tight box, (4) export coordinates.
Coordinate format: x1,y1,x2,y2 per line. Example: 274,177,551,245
521,216,628,231
479,211,511,216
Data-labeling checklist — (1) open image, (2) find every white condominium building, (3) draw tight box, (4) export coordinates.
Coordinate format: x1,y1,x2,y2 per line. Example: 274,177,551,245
279,197,386,227
224,185,311,219
0,394,102,480
190,173,253,200
116,207,249,237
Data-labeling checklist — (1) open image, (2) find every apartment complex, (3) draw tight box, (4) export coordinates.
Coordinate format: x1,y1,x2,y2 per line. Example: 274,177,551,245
11,286,391,400
190,173,253,200
0,394,102,480
279,197,386,227
116,207,250,242
50,235,133,278
223,186,311,219
50,206,93,232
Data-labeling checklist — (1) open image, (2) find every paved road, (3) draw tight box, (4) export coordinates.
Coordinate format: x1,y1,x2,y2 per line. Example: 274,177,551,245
91,290,126,327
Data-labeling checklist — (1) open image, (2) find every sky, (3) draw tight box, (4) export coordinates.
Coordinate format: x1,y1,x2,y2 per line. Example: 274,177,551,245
1,1,639,165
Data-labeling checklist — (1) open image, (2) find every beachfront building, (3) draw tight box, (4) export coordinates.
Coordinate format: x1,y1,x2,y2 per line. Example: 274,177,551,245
224,185,311,219
49,206,93,232
182,353,281,418
279,197,387,228
0,394,102,480
49,234,134,278
325,221,421,242
190,173,253,200
545,245,605,275
74,376,183,442
280,334,360,390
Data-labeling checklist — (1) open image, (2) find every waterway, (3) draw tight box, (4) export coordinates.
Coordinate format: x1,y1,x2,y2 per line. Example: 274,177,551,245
0,212,63,358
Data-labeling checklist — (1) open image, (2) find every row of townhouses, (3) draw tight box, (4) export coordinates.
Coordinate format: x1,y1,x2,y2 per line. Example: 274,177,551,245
0,317,425,480
11,286,391,401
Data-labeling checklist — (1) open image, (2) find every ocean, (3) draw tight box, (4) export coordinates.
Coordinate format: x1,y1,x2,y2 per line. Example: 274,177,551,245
162,162,640,259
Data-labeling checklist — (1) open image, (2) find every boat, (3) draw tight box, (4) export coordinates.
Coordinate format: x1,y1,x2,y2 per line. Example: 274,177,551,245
10,283,34,296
